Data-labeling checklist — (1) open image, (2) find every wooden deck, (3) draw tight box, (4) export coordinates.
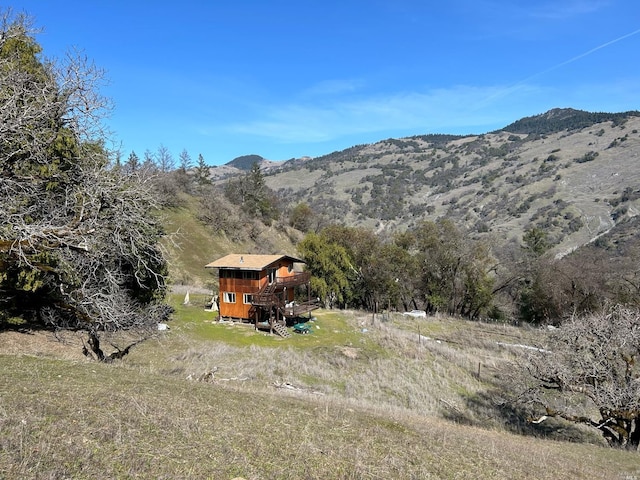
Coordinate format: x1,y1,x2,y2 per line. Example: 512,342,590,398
249,272,319,333
275,271,311,288
283,301,318,318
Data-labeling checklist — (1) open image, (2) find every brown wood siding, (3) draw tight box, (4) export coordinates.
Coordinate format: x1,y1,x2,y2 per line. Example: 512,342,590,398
218,259,299,319
219,277,260,319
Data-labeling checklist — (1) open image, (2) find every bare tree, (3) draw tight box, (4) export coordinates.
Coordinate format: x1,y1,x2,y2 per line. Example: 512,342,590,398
514,304,640,450
156,144,174,173
172,148,193,193
0,11,170,358
178,148,192,173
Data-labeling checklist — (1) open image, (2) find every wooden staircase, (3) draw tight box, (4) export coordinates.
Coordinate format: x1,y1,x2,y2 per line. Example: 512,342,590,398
272,323,290,338
252,279,315,336
252,281,278,306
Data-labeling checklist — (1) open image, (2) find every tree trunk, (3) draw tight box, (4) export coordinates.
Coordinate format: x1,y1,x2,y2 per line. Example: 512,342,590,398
627,418,640,451
86,331,106,361
84,331,144,362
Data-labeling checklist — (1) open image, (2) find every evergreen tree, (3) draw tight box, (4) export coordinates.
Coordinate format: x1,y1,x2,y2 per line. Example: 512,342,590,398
0,11,170,357
125,150,140,173
224,162,279,224
195,153,210,185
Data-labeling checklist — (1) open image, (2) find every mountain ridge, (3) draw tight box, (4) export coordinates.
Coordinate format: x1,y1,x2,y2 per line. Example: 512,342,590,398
200,108,640,261
215,108,640,168
498,107,640,135
251,108,640,258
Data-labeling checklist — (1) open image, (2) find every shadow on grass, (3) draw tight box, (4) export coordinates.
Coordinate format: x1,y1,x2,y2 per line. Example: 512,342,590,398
442,387,604,446
0,316,50,334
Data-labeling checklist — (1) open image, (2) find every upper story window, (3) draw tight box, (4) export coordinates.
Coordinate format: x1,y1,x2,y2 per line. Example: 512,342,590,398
243,271,259,280
223,292,236,303
220,270,258,280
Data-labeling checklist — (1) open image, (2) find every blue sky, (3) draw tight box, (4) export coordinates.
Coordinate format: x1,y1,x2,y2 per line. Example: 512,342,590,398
14,1,640,165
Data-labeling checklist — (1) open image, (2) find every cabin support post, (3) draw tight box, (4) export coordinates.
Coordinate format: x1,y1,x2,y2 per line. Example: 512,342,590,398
269,306,273,334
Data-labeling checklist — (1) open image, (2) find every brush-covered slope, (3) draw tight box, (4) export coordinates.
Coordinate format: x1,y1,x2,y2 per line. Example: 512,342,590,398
262,109,640,256
160,193,301,290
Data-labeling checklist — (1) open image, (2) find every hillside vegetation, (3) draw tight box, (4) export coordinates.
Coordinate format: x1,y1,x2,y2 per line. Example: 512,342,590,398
160,193,299,289
167,109,640,325
258,109,640,257
2,304,639,479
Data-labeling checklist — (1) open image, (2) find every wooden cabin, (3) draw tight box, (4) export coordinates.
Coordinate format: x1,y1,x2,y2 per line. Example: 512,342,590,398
205,254,318,333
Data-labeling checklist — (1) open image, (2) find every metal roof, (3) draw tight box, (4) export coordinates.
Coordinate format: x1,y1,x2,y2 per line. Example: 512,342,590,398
204,254,305,270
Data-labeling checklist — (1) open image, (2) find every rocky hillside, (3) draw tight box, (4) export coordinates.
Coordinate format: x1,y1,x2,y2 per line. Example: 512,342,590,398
251,108,640,256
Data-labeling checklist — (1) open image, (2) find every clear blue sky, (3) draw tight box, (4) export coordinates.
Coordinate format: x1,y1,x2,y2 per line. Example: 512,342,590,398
14,1,640,165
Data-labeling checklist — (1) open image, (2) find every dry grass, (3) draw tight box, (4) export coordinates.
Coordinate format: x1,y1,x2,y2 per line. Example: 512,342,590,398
1,354,638,479
1,310,639,479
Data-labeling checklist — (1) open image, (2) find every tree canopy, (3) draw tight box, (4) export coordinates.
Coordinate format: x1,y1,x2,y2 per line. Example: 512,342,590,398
298,220,495,318
297,231,355,308
0,12,170,345
515,305,640,450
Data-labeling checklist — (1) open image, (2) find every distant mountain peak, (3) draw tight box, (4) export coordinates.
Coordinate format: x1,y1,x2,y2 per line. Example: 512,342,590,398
226,154,265,170
542,107,582,119
501,108,640,135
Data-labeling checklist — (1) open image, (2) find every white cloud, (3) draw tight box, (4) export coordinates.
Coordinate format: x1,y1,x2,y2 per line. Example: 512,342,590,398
223,83,544,143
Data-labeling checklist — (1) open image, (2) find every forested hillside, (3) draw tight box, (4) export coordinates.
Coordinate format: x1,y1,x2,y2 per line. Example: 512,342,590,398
260,108,640,257
188,108,640,324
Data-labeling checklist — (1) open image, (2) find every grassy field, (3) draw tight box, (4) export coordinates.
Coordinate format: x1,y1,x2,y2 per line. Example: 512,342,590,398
1,301,639,479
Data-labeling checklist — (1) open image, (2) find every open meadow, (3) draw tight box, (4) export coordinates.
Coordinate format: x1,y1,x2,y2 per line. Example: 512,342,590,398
1,296,639,479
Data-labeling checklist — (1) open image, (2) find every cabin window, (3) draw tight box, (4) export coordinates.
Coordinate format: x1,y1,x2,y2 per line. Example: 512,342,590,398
243,271,258,280
220,270,242,279
243,294,253,304
287,264,293,273
223,292,236,303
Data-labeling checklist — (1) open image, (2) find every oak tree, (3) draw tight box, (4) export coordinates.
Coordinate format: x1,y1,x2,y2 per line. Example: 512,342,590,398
0,11,170,358
516,305,640,450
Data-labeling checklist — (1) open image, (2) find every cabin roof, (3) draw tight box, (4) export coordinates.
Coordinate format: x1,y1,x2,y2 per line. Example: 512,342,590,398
205,254,305,271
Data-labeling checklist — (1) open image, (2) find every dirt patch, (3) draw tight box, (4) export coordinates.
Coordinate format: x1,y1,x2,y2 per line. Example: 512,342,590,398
0,329,87,361
340,346,359,359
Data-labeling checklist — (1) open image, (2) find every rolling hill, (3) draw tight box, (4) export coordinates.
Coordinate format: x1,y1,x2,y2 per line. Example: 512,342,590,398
167,108,640,304
239,108,640,257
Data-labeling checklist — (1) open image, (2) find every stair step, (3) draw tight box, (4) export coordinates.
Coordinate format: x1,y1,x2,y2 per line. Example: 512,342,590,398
272,323,291,338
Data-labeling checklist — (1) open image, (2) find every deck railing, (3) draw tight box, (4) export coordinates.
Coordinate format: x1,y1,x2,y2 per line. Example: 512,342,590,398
274,271,311,288
251,272,312,307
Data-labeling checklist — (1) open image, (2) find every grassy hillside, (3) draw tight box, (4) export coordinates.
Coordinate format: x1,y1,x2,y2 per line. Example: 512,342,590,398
160,194,300,289
257,109,640,257
1,303,639,478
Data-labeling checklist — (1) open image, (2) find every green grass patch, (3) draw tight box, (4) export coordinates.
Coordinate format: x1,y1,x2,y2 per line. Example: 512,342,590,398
5,302,640,479
167,294,380,352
